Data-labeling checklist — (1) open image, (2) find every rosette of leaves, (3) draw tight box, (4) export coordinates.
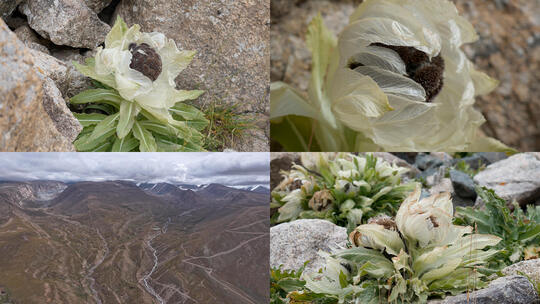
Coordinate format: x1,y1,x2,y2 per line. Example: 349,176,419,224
271,153,416,231
70,17,208,152
271,0,514,152
454,187,540,269
288,185,501,303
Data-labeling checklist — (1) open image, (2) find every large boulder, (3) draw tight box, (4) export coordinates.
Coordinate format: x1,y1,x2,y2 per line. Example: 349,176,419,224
270,219,347,275
0,20,78,151
474,153,540,206
114,0,269,115
20,0,110,48
502,259,540,283
430,275,539,304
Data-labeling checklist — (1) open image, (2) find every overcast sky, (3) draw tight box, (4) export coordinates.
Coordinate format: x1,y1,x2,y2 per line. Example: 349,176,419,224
0,153,269,187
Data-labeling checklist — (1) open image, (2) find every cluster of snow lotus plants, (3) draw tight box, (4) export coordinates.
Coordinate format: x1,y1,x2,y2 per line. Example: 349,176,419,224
271,153,415,231
288,185,502,303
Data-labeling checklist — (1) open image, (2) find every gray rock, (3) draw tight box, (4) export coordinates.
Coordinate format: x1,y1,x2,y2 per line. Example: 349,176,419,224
416,153,444,171
429,178,454,195
20,0,110,48
83,0,113,13
271,0,305,18
0,0,23,18
450,169,477,199
429,152,454,165
42,78,82,142
429,275,539,304
0,19,76,151
230,113,269,152
502,259,540,283
14,25,50,54
30,49,91,98
474,153,540,206
454,152,508,170
270,219,347,275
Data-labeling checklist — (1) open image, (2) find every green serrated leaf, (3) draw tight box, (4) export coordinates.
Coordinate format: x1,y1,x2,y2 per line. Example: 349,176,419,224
111,133,139,152
74,113,107,127
70,88,123,108
117,100,138,139
132,121,157,152
88,113,120,142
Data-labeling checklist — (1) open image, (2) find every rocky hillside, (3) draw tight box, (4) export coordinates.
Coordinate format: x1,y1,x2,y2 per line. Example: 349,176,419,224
0,180,269,303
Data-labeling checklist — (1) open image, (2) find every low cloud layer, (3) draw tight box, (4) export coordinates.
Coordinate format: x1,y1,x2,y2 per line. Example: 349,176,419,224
0,153,269,187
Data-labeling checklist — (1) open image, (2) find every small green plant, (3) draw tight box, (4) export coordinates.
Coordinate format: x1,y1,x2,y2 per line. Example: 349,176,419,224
285,185,501,303
454,187,540,269
202,102,253,151
453,160,484,178
71,17,208,151
271,263,308,304
271,153,416,232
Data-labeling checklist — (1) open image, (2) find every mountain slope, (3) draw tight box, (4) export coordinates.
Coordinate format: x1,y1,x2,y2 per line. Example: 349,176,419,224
0,181,268,304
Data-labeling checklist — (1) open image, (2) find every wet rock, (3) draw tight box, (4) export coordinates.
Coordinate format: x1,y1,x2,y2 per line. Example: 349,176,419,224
474,153,540,206
0,20,76,151
14,25,50,54
0,0,23,18
270,152,301,190
429,275,539,304
502,259,540,284
20,0,110,48
450,169,477,199
83,0,113,13
270,219,347,275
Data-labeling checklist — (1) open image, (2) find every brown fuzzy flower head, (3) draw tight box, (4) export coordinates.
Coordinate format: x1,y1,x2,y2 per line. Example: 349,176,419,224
367,214,398,231
129,43,162,81
349,43,445,103
308,190,334,212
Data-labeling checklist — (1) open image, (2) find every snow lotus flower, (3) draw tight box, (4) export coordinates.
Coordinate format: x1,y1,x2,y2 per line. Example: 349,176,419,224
294,187,502,303
71,17,208,152
270,0,514,152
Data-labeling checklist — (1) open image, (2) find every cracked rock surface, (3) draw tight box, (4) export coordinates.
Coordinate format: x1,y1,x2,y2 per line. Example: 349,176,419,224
20,0,110,48
0,20,78,151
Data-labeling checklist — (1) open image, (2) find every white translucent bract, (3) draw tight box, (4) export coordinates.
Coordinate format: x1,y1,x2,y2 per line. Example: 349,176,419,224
270,0,512,152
